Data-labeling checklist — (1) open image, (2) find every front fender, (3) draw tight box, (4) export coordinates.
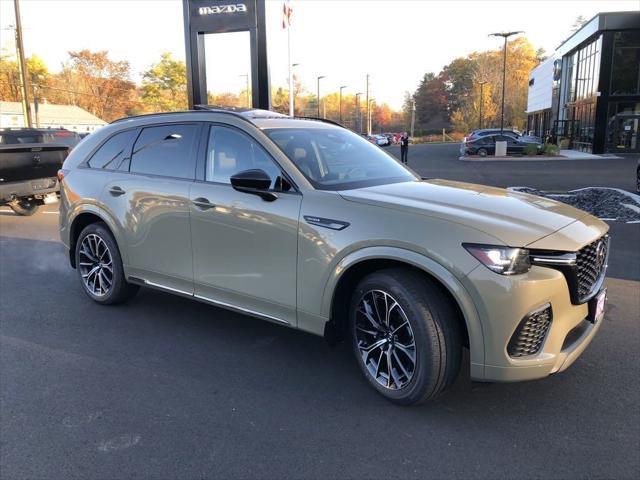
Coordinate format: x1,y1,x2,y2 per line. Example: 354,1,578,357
321,246,486,375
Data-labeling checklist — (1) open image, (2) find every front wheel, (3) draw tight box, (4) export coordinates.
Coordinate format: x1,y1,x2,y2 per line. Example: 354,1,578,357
75,222,138,305
477,148,488,157
350,269,462,405
9,198,40,216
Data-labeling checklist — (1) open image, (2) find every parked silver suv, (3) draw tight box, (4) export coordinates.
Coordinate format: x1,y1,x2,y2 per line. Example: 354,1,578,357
59,108,609,404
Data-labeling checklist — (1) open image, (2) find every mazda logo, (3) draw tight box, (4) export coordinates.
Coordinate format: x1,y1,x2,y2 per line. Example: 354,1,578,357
32,154,41,164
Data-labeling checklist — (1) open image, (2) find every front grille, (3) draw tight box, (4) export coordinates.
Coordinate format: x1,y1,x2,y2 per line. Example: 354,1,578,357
507,305,553,358
576,235,609,300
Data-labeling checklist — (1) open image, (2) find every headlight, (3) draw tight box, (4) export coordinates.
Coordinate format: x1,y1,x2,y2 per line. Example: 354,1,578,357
463,244,531,275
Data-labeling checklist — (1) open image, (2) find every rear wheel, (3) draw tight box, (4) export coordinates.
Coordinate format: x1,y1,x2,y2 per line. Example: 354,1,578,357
75,222,138,305
350,268,462,405
9,198,40,216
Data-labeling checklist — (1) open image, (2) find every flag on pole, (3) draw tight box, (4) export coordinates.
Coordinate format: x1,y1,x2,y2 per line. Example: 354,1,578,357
282,1,292,29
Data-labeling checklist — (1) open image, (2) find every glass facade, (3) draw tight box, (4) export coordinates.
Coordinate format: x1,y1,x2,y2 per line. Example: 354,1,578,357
606,101,640,152
559,35,602,152
611,31,640,95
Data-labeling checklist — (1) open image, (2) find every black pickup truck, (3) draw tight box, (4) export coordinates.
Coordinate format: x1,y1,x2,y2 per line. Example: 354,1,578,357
0,128,81,215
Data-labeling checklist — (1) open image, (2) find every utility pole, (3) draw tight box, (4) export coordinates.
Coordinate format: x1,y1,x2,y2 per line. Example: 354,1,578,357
339,85,347,124
478,80,487,129
31,74,40,128
410,99,416,138
13,0,33,128
489,31,523,133
365,74,370,135
368,99,374,134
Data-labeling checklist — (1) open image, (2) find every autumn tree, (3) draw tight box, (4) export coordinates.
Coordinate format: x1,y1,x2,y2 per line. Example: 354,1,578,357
0,54,50,102
46,50,137,121
140,52,187,112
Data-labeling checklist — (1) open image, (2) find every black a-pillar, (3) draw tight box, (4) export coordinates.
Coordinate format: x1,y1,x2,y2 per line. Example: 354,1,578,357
182,0,271,109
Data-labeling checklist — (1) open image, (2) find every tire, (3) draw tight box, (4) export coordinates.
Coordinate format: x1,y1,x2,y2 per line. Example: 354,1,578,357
477,148,488,157
349,268,462,405
75,222,138,305
9,199,40,216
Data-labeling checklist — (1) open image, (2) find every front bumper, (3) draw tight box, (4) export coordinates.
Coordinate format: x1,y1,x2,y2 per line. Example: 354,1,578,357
462,263,605,382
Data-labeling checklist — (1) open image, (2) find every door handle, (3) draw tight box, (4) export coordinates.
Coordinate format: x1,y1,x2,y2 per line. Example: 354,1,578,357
109,186,125,196
192,197,216,210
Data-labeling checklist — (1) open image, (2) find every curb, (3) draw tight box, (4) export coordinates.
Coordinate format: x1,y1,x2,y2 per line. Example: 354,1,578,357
458,155,622,162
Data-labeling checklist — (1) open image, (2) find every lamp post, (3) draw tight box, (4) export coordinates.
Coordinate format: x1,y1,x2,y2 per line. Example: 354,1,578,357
239,73,250,107
339,85,348,124
478,80,488,129
290,63,300,115
355,92,363,132
317,75,326,118
489,31,523,133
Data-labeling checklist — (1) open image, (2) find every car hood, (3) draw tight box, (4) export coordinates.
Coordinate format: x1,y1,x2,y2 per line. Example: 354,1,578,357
339,179,595,247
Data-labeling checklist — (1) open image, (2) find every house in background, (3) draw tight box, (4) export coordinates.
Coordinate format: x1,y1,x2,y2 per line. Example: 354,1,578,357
0,101,106,132
526,11,640,154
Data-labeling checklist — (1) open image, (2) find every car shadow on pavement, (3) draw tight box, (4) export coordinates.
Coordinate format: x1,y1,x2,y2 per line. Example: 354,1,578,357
2,235,628,419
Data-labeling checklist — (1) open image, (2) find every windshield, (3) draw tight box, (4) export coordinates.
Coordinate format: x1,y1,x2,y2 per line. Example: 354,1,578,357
264,127,416,190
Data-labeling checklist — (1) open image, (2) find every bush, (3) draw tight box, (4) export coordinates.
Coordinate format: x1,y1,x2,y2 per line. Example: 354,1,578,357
523,143,539,156
542,143,560,155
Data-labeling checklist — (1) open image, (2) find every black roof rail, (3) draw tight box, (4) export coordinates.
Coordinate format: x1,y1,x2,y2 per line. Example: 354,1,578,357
294,116,346,129
109,107,258,126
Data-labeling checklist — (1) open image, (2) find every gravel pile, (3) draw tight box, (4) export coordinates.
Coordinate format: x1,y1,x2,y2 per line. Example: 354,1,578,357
509,187,640,223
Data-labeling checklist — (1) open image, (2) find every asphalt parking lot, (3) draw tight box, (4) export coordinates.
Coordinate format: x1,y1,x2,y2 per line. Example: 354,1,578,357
1,143,639,479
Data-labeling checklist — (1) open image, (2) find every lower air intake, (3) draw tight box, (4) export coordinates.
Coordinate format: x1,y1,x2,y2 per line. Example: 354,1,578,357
507,304,553,358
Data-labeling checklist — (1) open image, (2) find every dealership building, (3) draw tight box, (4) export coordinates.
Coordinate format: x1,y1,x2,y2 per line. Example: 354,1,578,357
526,11,640,154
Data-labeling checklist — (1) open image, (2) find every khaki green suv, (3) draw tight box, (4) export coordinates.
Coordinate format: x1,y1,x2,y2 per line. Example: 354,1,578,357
58,108,609,405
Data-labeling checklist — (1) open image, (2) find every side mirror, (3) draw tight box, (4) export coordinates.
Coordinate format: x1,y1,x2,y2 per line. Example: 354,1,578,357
230,169,277,202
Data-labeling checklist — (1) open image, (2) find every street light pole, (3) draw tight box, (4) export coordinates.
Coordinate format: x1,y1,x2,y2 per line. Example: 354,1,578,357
239,74,249,107
478,80,487,129
355,92,363,132
489,31,523,133
365,74,370,135
410,99,416,138
291,63,300,115
339,85,347,124
317,75,326,118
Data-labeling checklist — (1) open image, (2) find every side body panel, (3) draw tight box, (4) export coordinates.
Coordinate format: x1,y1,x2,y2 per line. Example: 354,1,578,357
101,172,194,294
189,184,301,326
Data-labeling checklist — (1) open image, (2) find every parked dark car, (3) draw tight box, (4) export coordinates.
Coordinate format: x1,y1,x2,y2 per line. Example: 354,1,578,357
465,128,521,141
461,133,542,157
0,128,81,215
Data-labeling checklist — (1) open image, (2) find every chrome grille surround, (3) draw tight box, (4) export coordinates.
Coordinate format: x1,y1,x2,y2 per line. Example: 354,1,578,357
530,234,610,305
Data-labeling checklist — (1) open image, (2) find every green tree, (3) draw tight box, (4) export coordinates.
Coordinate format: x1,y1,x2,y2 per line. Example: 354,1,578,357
141,52,187,112
414,72,449,132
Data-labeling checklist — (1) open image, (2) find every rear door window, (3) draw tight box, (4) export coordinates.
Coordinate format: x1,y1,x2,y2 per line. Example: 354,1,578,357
130,124,199,179
87,129,138,170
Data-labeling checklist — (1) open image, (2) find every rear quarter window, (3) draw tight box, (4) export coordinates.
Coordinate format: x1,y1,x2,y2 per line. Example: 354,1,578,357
87,129,138,170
